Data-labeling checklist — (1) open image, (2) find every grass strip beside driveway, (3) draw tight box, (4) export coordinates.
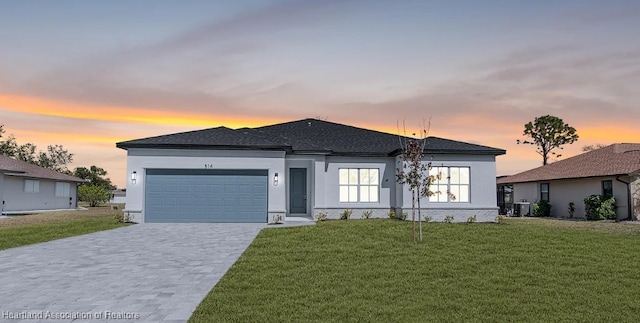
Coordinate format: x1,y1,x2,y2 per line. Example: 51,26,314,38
0,207,128,250
190,219,640,322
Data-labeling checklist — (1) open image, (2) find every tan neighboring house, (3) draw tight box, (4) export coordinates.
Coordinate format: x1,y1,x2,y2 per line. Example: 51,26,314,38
0,156,85,214
497,144,640,220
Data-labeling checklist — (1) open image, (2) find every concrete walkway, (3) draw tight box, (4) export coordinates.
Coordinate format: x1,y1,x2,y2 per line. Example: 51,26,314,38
0,223,266,323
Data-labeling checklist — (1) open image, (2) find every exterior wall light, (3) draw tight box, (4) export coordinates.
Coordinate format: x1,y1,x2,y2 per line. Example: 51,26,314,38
274,172,279,186
131,171,137,184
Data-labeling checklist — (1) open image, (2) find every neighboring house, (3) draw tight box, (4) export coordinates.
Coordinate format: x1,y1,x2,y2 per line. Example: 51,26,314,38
497,143,640,220
116,118,505,223
109,189,126,204
0,156,85,214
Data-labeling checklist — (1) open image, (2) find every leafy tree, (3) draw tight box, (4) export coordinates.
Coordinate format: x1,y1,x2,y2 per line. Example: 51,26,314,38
73,165,115,189
37,144,74,174
0,135,37,163
78,185,110,207
517,115,579,165
0,125,73,173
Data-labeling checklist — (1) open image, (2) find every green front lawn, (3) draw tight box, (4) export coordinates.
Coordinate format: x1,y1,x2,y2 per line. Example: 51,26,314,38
0,214,128,250
190,219,640,322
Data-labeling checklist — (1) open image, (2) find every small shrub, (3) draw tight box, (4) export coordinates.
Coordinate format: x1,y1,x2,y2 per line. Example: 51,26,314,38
340,209,352,220
568,202,575,218
599,196,617,220
315,212,328,221
533,200,551,217
467,215,477,223
361,210,372,219
584,195,617,220
496,214,506,224
424,216,433,223
444,215,454,223
114,211,132,224
400,212,408,220
387,211,396,219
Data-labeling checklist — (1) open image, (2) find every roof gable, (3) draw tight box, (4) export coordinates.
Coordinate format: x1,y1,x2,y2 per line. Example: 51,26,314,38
117,118,506,156
0,156,85,183
498,143,640,184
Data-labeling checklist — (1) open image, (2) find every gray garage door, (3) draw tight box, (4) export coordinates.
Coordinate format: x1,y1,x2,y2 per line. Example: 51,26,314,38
145,169,268,223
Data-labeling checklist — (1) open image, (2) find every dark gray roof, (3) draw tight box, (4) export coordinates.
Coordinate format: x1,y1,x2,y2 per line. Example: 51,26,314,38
116,118,505,156
116,126,287,150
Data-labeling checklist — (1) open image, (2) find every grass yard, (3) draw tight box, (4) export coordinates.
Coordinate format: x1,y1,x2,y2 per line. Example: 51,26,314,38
190,218,640,322
0,205,128,250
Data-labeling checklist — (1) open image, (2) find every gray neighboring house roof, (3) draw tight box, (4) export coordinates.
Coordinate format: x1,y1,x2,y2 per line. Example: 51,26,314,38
0,155,85,183
116,118,506,157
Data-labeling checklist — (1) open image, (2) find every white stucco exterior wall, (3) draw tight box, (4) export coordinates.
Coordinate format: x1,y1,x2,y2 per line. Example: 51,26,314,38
396,154,500,222
311,156,396,219
124,148,286,223
311,154,500,222
124,149,502,223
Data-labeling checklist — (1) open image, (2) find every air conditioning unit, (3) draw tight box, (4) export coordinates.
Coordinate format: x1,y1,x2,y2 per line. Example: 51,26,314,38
513,202,531,216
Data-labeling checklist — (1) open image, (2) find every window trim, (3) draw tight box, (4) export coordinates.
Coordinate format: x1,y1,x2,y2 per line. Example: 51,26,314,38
429,166,470,203
540,183,550,202
339,168,380,203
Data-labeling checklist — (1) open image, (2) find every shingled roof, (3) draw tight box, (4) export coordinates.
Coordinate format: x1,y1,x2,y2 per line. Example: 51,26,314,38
117,118,506,157
497,143,640,184
0,156,85,183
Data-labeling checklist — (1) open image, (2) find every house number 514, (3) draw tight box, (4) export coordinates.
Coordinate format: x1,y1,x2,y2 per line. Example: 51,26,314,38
204,164,214,169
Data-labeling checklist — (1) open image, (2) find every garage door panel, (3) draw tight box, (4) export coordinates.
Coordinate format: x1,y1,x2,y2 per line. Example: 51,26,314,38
145,169,267,223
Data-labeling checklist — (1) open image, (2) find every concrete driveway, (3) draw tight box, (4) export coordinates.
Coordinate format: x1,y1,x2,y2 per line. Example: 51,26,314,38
0,223,266,323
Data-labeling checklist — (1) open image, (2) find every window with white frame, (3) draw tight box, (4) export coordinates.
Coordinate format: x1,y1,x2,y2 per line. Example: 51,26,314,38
339,168,379,202
24,179,40,193
55,182,71,197
429,167,470,203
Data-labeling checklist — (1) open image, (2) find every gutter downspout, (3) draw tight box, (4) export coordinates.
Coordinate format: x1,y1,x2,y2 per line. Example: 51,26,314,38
615,175,634,221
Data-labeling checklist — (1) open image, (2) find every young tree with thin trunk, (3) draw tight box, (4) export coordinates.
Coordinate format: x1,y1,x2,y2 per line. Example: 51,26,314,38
396,120,440,243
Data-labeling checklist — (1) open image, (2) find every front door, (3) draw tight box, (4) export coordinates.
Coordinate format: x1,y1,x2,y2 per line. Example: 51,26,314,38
289,168,307,214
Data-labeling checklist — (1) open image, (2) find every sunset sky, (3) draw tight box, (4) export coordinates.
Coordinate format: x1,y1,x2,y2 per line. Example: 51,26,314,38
1,0,639,188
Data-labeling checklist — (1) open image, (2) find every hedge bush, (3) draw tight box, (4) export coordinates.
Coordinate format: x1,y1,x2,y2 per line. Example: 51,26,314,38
533,200,551,217
584,195,617,220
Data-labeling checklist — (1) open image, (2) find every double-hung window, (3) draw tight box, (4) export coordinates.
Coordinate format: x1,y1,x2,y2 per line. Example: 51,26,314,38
25,179,40,193
339,168,379,202
429,166,470,203
540,183,550,202
55,182,71,197
602,180,613,196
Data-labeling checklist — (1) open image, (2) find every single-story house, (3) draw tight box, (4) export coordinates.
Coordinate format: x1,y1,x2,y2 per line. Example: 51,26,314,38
497,143,640,220
0,156,85,214
116,118,506,223
109,189,126,204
